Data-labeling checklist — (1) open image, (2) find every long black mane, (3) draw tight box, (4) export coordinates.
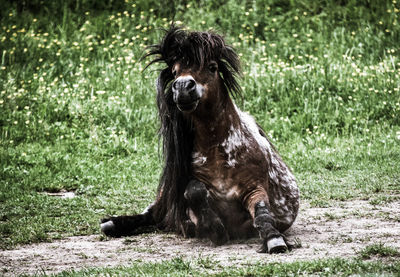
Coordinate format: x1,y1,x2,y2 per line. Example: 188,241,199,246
144,26,242,232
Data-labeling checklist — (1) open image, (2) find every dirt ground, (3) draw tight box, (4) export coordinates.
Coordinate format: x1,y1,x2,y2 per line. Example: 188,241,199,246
1,199,400,276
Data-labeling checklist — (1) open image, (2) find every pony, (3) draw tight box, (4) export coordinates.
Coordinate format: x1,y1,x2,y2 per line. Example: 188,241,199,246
101,26,300,253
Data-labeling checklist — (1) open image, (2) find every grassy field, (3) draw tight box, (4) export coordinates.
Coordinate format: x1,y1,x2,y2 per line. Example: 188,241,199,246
1,0,400,275
53,257,400,276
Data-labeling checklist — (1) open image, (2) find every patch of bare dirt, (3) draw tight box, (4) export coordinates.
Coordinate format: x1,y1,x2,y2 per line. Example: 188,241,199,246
1,200,400,276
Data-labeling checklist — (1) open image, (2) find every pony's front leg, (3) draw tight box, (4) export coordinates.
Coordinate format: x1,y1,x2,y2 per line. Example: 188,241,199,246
254,201,289,253
246,191,288,253
100,203,155,237
184,179,229,245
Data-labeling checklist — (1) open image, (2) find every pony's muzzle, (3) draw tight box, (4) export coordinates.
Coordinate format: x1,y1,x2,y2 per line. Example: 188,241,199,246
172,76,201,112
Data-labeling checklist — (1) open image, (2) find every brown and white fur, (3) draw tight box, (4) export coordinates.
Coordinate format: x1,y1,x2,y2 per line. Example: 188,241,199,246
101,26,300,253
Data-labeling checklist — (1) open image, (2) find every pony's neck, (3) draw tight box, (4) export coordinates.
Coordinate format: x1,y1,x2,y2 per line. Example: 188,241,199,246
191,97,240,152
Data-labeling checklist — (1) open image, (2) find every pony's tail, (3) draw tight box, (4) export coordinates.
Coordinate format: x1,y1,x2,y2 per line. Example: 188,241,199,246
100,204,156,237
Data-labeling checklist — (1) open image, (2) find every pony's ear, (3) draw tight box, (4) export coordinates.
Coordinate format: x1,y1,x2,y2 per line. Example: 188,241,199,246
156,68,174,96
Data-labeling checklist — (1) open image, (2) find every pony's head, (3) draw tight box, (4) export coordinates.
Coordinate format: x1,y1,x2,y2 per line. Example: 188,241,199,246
146,26,242,114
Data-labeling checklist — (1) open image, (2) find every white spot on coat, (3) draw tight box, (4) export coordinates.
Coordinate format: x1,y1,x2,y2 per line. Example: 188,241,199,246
192,152,207,166
220,125,247,167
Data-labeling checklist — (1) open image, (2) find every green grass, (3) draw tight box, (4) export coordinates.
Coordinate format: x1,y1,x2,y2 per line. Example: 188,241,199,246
1,0,400,275
359,243,400,259
47,243,400,276
49,257,400,276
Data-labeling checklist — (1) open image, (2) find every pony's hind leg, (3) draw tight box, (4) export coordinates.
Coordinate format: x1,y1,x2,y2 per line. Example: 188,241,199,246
100,204,155,237
184,179,229,245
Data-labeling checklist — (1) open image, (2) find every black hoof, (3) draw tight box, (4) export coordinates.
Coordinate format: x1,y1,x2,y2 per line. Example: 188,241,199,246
198,215,228,246
209,219,229,246
100,218,119,237
181,220,196,238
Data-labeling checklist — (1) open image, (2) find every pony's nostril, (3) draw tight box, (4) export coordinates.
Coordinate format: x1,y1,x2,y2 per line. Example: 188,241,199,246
172,81,178,90
186,79,196,90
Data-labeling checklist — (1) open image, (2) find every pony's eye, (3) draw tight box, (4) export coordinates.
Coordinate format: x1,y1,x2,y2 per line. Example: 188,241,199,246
172,69,177,77
208,63,218,73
